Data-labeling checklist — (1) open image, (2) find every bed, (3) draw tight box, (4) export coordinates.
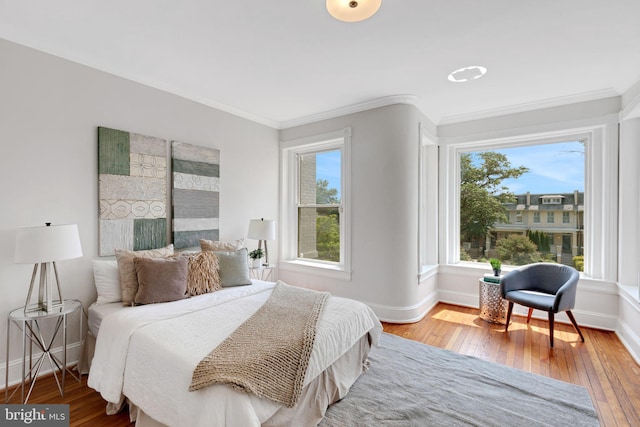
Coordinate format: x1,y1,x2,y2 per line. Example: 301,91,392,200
86,278,382,427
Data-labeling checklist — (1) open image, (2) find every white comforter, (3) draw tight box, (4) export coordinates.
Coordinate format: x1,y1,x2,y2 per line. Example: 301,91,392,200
88,280,382,427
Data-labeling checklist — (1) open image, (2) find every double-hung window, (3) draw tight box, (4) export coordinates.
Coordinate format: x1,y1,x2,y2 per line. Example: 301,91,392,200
547,212,555,224
280,128,351,279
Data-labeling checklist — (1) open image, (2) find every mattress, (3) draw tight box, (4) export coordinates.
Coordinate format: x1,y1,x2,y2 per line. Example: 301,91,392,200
88,301,124,337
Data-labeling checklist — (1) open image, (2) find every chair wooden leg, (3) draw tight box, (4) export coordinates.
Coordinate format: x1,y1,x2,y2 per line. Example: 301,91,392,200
526,307,534,323
548,311,555,348
566,310,585,342
505,302,514,332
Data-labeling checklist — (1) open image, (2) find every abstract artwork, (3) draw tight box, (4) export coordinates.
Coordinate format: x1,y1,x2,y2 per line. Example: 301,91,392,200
98,127,168,256
172,141,220,249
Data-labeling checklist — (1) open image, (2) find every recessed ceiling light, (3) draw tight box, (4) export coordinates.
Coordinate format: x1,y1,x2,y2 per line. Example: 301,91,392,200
326,0,382,22
447,66,488,83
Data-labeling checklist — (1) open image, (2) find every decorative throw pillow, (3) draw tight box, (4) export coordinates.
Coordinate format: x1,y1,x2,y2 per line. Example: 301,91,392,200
92,259,121,305
200,238,245,252
114,244,174,306
133,256,188,305
174,251,222,296
216,248,252,287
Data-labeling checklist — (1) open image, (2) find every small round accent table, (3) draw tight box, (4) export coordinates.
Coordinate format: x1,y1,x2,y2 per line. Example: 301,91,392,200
5,299,82,404
479,278,508,324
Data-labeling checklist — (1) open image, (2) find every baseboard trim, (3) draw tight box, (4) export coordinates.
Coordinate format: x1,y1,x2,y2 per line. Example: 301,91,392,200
369,290,439,324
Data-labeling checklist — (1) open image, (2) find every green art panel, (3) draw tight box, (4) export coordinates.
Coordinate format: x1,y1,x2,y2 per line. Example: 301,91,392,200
133,218,167,251
98,127,130,175
173,158,219,177
98,127,167,256
174,230,219,250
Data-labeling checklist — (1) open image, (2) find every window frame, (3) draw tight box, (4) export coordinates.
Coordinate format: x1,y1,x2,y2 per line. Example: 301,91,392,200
441,121,618,281
280,128,352,280
419,124,439,280
515,210,523,224
547,211,555,224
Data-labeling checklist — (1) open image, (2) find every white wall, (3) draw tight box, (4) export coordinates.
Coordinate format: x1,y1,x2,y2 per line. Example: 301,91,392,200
617,117,640,363
0,39,279,386
279,104,438,322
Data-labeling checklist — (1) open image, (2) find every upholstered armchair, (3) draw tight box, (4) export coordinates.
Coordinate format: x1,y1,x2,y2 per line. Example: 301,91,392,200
500,262,584,348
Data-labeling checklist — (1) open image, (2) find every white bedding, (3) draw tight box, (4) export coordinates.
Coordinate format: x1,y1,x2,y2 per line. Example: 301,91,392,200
88,280,382,427
87,301,124,337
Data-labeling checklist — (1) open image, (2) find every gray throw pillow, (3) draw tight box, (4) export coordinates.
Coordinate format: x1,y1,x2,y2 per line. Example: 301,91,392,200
216,248,251,287
133,256,188,304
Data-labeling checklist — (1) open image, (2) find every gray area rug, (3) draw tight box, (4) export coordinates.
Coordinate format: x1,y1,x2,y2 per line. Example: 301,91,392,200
321,333,599,426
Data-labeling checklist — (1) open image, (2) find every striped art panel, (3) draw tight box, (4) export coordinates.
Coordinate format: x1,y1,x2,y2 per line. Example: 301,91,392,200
172,141,220,249
98,127,168,255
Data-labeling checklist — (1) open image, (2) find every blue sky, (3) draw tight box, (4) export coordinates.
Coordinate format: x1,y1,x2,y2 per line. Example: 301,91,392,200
316,150,341,198
488,141,585,194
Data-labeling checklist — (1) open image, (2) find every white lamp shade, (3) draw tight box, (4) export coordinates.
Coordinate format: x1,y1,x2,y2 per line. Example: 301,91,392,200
247,219,276,241
326,0,381,22
15,224,83,264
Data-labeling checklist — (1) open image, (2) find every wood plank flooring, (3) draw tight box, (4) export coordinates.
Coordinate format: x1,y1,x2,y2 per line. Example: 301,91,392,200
4,302,639,426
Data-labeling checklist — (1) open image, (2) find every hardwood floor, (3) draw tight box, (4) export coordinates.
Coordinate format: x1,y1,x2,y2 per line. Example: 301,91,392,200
4,302,639,426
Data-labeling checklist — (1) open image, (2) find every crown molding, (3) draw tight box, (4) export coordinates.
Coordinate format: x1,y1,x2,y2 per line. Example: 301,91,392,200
620,88,640,120
279,95,419,129
437,88,620,126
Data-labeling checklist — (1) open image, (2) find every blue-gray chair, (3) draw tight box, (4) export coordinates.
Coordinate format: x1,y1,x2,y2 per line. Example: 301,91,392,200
500,262,584,348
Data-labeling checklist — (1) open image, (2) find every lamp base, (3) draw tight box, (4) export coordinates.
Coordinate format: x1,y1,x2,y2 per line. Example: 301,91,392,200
24,262,65,314
24,300,64,313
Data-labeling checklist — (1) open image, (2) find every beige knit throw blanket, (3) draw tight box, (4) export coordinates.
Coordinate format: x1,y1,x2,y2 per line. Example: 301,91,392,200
189,282,329,408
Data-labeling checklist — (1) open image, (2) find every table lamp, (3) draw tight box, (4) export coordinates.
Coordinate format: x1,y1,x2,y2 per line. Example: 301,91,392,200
15,223,83,313
247,218,276,266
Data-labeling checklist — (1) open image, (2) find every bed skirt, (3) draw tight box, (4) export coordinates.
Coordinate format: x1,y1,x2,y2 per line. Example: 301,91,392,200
129,335,372,427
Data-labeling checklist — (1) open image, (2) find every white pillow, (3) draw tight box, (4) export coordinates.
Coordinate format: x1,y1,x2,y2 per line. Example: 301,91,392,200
92,259,121,305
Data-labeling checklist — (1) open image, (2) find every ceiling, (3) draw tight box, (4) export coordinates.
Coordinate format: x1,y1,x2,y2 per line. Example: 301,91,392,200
2,0,639,129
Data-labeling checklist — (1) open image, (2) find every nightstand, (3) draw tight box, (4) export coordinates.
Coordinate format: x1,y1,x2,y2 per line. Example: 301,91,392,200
249,265,274,281
5,299,82,404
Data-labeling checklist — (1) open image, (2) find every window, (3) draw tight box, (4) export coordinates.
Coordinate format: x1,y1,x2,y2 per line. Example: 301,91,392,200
547,212,555,224
542,196,563,204
445,119,618,280
280,128,351,279
297,150,341,262
563,212,570,224
456,140,585,268
419,125,439,278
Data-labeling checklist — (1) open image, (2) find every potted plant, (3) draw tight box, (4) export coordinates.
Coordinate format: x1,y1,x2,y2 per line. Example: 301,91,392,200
489,258,502,276
248,248,265,268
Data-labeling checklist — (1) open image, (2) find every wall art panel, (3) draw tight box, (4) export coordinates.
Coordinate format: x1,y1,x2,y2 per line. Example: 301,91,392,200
98,126,167,256
172,141,220,249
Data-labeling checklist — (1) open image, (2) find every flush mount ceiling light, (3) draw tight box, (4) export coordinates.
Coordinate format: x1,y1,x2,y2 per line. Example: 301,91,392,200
447,65,488,83
326,0,381,22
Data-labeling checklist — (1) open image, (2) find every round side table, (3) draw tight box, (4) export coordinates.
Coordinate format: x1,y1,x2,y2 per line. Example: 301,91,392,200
478,279,508,324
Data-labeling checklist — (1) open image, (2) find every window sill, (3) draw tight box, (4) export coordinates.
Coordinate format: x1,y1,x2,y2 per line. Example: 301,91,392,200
278,259,351,281
419,265,439,282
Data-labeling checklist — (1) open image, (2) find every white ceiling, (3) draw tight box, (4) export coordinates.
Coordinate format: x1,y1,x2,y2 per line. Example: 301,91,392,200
2,0,639,129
